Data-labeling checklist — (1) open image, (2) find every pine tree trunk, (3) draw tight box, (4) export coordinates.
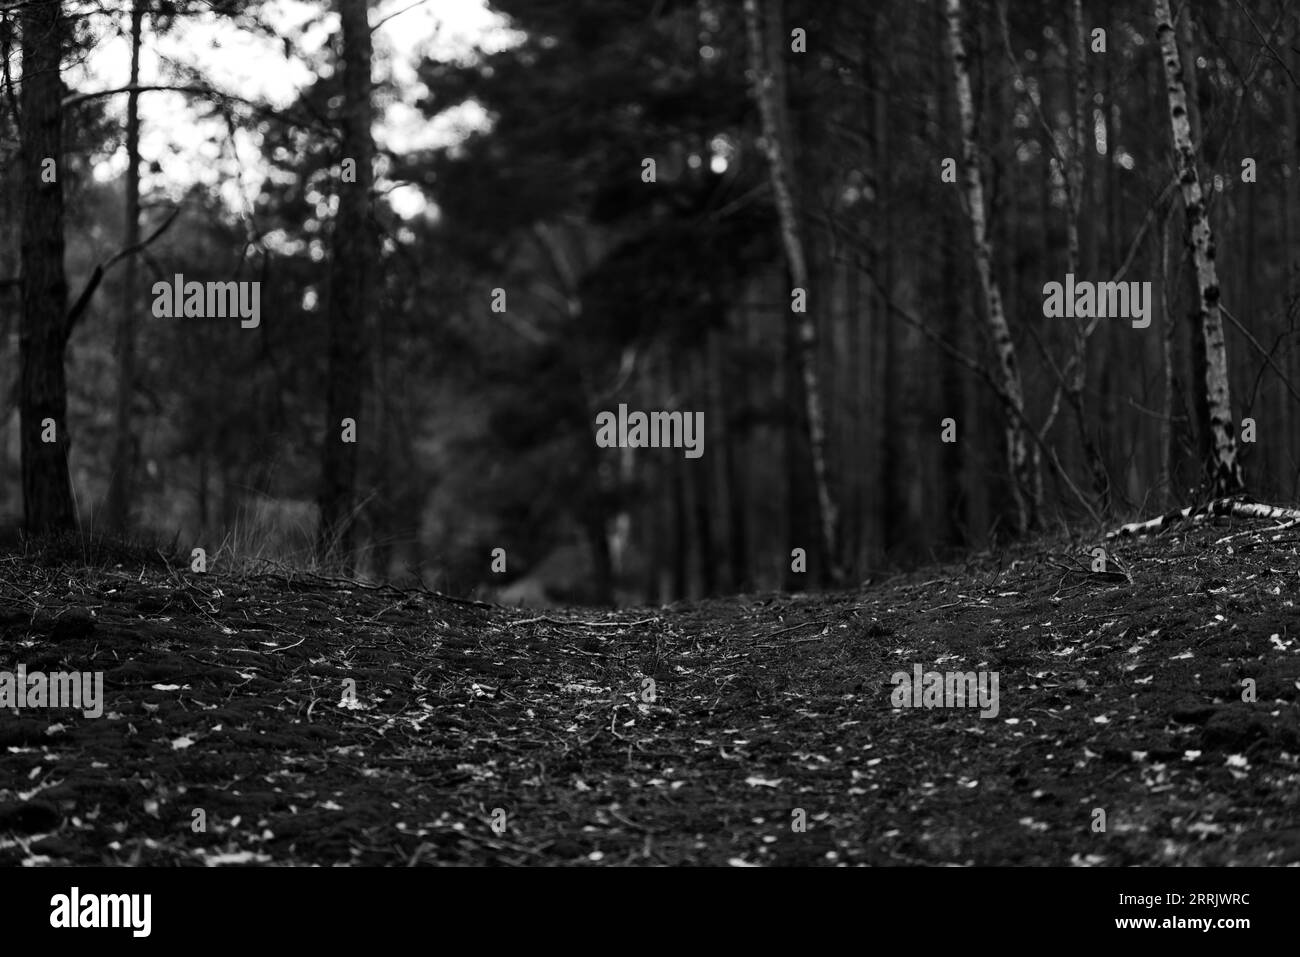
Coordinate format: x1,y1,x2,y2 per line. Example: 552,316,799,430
691,344,716,596
719,319,750,591
1062,0,1110,507
783,290,817,585
1283,13,1298,496
1159,201,1177,507
19,0,76,535
318,0,375,566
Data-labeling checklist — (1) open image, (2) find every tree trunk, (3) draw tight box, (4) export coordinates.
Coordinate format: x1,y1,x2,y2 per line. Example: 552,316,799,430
583,508,614,605
1174,2,1211,483
370,279,394,580
197,444,209,531
719,320,750,591
671,438,689,601
106,0,144,534
879,247,903,555
944,0,1039,534
19,0,76,535
941,204,968,545
1286,14,1299,496
1062,0,1110,508
744,0,840,583
690,345,716,596
1153,0,1245,495
868,26,890,568
844,248,863,569
317,0,375,566
1159,198,1177,507
783,290,817,586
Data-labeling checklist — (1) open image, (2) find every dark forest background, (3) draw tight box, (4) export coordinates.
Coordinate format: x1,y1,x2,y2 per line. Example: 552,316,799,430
2,0,1298,606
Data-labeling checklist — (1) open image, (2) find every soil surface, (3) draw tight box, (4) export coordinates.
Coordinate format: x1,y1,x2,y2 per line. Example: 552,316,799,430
1,520,1298,865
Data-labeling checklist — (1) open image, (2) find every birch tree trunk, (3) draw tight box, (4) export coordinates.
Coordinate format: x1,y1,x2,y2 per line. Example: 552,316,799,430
944,0,1039,533
1153,0,1245,496
743,0,841,582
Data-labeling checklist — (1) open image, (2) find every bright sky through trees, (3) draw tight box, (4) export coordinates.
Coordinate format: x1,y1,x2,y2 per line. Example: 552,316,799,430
74,0,522,219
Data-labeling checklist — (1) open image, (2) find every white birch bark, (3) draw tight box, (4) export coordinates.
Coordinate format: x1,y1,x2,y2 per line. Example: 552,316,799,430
945,0,1039,532
743,0,841,578
1153,0,1245,495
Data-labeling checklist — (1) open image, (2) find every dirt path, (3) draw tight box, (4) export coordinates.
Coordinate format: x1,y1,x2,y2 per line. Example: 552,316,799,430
1,522,1298,865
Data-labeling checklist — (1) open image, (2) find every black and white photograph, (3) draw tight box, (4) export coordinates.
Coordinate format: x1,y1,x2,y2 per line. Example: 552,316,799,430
0,0,1296,937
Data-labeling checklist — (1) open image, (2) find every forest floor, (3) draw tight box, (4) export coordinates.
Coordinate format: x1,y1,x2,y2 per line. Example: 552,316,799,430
0,519,1298,866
